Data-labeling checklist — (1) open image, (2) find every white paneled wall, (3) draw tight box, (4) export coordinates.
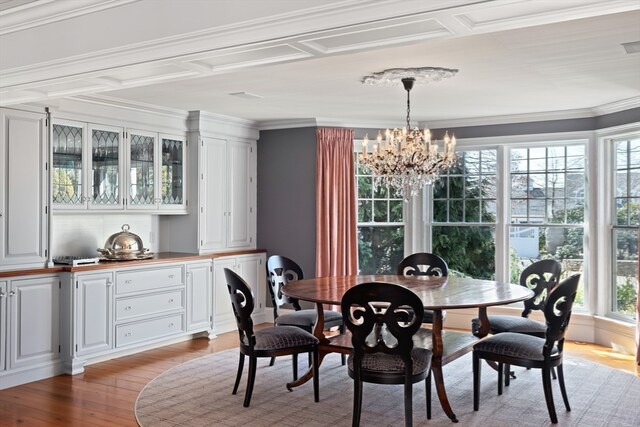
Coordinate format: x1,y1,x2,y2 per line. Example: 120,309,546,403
51,214,159,257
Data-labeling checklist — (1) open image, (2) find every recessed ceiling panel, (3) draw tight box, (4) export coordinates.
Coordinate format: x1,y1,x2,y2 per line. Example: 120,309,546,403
185,44,312,71
300,18,450,53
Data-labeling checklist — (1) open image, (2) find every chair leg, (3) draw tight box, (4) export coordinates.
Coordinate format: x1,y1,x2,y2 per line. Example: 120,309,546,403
269,356,275,367
243,356,257,407
473,352,481,411
403,377,413,427
542,367,558,424
557,364,571,412
497,363,503,396
426,370,432,420
340,324,346,366
292,353,298,381
232,353,245,395
353,379,363,427
312,349,320,403
552,366,557,380
505,363,511,387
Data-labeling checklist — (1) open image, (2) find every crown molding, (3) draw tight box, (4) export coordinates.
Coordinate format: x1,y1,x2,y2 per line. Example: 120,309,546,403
592,96,640,115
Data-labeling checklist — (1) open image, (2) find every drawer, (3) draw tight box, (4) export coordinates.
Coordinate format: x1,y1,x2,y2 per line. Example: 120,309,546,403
116,313,184,347
115,289,184,321
116,266,183,294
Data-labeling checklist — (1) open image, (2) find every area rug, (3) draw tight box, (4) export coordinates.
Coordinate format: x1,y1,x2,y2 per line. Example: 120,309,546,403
136,349,640,427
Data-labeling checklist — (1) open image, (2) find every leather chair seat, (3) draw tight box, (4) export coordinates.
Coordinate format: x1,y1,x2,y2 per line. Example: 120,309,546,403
242,325,319,351
472,315,546,337
348,347,432,375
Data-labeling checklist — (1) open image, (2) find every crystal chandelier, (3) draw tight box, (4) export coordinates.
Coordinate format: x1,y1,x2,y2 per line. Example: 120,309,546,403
359,68,458,200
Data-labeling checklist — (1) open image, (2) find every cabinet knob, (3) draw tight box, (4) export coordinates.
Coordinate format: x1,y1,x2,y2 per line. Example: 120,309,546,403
0,291,5,298
107,280,112,286
0,212,3,218
9,290,16,297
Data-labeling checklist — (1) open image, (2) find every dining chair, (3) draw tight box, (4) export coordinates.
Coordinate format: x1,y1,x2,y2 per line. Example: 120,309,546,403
341,282,432,427
472,273,581,424
397,252,449,324
266,255,345,377
471,259,562,383
224,267,320,407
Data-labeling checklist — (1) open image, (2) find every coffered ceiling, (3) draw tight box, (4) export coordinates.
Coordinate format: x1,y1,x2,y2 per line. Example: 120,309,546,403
1,0,639,128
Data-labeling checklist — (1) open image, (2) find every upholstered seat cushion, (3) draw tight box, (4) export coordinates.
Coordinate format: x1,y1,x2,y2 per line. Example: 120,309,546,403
347,347,432,375
471,315,547,336
473,332,559,361
245,326,319,351
276,309,343,328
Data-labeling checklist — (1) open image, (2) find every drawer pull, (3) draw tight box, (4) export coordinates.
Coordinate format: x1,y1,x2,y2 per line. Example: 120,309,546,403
168,299,174,303
168,274,174,279
9,291,16,297
125,305,132,310
125,332,132,337
168,323,174,327
125,279,132,284
0,291,5,298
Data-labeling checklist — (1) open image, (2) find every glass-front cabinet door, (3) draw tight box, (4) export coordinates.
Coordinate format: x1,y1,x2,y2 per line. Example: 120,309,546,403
127,129,156,210
52,120,87,209
159,134,185,211
89,124,124,210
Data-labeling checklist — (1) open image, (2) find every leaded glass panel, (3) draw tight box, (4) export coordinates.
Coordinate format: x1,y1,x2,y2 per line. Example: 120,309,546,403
91,128,120,205
161,137,184,205
52,124,83,205
129,133,155,206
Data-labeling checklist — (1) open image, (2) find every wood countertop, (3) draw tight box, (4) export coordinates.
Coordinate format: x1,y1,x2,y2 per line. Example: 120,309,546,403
0,249,267,278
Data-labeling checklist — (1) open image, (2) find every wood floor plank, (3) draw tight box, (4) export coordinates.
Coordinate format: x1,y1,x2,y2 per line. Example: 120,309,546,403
0,326,636,426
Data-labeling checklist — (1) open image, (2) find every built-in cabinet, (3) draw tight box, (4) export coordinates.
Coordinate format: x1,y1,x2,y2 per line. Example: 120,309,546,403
186,261,212,331
0,108,48,269
0,275,61,389
65,259,213,373
200,137,255,251
75,272,113,356
212,252,265,334
52,120,186,213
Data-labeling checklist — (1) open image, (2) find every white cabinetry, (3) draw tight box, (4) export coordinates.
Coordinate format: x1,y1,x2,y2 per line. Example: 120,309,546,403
0,108,48,269
75,272,113,356
212,252,265,334
66,258,212,372
0,275,61,390
186,261,212,331
200,137,255,252
52,119,186,213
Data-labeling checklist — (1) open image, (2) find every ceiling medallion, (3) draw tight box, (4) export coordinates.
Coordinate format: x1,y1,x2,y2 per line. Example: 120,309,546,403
361,67,458,86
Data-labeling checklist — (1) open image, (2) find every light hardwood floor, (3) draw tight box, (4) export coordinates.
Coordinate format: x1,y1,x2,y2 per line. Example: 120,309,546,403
0,327,637,426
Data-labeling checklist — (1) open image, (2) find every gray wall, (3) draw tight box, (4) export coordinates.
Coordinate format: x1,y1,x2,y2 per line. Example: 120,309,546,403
257,109,639,278
257,127,317,276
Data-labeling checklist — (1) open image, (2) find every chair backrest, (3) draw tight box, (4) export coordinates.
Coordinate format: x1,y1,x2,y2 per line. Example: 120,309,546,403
542,273,580,357
520,259,562,318
266,255,304,317
224,268,257,348
341,282,424,366
397,252,449,277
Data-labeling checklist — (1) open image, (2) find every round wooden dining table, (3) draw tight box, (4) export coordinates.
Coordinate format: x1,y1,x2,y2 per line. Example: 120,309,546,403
281,274,533,423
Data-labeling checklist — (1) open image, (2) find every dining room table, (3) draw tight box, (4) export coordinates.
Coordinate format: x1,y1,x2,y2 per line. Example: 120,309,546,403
281,274,534,423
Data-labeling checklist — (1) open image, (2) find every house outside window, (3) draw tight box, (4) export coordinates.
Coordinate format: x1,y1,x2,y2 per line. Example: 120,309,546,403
612,137,639,319
508,144,586,305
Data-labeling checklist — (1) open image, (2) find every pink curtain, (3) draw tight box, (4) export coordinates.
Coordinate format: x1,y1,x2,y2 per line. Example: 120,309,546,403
315,128,358,278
